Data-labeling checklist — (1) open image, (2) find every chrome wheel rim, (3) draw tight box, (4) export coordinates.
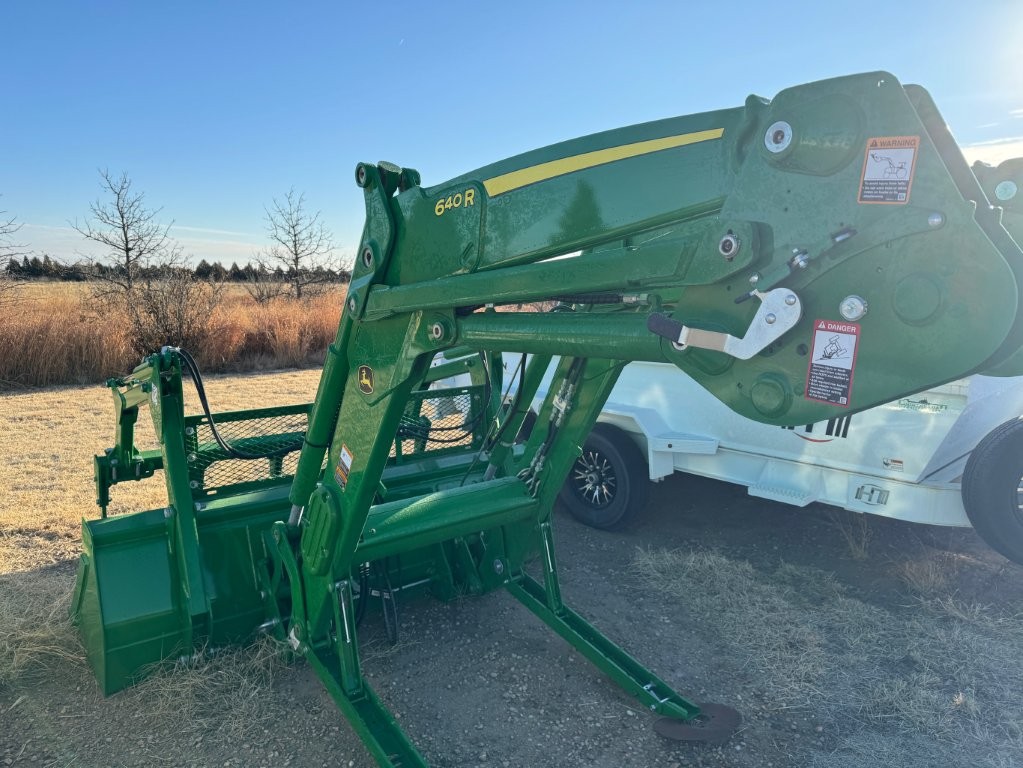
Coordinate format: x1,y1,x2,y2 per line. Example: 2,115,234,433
570,449,617,508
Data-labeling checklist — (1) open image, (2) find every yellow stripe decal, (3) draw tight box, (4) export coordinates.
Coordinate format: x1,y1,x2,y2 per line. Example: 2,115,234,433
482,128,724,197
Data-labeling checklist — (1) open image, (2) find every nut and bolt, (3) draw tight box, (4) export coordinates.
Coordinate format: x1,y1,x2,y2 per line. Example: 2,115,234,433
748,272,761,285
790,249,810,269
429,322,446,341
718,233,740,259
839,295,869,321
764,121,793,154
493,559,505,575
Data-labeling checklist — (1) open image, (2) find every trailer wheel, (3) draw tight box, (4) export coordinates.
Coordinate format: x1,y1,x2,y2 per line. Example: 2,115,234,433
962,417,1023,565
559,424,649,530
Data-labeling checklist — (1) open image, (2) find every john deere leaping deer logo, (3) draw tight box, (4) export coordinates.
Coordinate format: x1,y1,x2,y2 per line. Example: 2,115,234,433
358,365,374,394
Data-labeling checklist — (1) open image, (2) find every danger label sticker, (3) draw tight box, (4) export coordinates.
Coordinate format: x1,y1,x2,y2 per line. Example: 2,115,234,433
805,320,860,407
334,443,354,489
859,136,919,204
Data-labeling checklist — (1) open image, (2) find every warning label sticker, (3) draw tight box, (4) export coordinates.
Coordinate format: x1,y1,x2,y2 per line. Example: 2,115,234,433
334,443,354,489
859,136,919,204
805,320,860,407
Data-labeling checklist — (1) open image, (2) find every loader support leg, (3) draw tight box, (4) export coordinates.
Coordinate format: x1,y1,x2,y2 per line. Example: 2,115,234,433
331,579,363,695
538,520,564,614
306,650,427,768
506,572,700,720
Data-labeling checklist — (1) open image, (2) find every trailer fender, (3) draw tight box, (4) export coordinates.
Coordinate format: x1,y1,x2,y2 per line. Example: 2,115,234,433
596,405,720,482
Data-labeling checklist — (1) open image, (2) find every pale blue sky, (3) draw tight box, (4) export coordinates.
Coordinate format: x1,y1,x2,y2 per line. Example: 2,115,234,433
3,1,1022,266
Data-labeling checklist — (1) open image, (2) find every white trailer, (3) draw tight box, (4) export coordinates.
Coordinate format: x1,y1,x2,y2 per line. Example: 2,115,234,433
549,361,1023,564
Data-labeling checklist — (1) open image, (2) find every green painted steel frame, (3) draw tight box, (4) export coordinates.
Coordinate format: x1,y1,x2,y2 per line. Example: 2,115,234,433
73,71,1023,767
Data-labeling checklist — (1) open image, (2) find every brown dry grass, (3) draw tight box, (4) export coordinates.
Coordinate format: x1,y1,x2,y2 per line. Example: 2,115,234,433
635,546,1023,768
0,367,322,565
0,370,320,744
0,281,344,389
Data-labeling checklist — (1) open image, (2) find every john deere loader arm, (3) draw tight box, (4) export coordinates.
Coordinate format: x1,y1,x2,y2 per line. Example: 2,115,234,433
73,72,1023,767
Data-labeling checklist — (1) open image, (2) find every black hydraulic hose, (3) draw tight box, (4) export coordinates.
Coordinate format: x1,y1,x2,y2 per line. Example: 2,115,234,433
486,351,527,451
553,293,624,305
354,563,370,627
397,352,493,443
174,347,303,461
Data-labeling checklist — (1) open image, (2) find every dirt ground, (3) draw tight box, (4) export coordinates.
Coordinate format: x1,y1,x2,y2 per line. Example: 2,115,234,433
3,370,1023,768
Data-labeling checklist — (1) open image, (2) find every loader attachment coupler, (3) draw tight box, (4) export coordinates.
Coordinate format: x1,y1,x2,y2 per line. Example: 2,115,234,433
73,71,1023,766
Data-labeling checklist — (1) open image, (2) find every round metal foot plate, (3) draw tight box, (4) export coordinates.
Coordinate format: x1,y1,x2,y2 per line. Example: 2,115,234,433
653,702,742,744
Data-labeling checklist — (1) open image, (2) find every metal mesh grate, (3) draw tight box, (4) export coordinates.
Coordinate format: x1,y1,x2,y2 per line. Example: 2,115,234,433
187,410,307,494
179,386,484,494
393,389,480,458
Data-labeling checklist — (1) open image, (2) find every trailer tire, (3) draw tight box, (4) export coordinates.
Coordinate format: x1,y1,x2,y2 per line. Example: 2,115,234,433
962,417,1023,565
559,424,649,530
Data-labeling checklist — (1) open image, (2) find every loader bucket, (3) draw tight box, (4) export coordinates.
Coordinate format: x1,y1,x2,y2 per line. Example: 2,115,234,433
73,508,187,694
71,348,495,693
73,488,291,693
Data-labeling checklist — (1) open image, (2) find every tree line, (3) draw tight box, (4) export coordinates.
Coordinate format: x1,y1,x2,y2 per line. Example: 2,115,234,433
4,254,350,284
2,170,351,300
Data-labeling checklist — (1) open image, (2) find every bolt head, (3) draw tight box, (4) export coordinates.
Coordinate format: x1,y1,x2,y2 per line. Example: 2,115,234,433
718,233,740,259
765,313,777,325
748,273,761,285
927,212,945,228
995,181,1018,201
785,294,797,306
764,121,793,153
839,295,868,321
361,247,373,267
348,297,357,312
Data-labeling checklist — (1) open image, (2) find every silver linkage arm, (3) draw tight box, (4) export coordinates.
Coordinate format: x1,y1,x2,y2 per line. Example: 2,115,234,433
647,289,802,360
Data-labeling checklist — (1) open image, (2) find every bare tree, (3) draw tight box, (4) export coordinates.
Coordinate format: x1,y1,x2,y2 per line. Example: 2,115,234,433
0,203,26,307
253,188,336,300
126,269,224,358
72,171,221,357
73,170,180,293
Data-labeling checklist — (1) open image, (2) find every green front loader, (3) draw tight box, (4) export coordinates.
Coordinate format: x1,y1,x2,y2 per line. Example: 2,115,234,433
72,72,1023,766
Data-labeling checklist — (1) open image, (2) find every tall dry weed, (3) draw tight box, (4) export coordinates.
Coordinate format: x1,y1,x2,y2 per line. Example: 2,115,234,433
0,284,135,387
0,281,346,389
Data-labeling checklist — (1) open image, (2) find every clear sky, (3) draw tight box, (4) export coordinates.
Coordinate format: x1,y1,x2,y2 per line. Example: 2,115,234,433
3,1,1022,267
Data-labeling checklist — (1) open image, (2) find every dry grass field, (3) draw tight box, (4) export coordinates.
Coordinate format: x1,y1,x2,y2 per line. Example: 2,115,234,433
0,282,344,389
3,368,1023,767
